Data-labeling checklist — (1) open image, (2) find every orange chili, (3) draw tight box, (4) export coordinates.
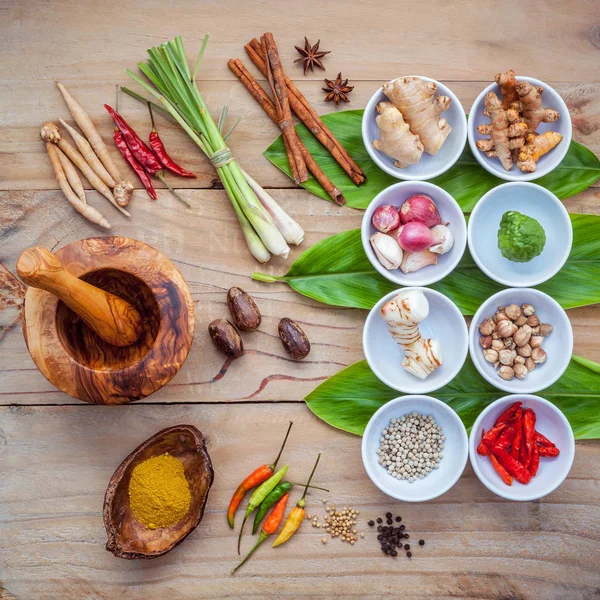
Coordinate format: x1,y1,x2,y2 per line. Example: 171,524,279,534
272,453,321,548
148,103,196,178
489,453,513,486
227,421,293,528
232,493,289,574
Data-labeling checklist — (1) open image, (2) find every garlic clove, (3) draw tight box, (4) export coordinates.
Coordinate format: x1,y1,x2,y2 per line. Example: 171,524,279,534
370,232,403,270
429,225,454,255
400,249,437,274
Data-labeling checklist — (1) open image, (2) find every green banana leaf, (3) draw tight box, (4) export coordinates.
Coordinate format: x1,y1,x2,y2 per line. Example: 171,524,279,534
263,109,600,211
253,213,600,315
304,355,600,439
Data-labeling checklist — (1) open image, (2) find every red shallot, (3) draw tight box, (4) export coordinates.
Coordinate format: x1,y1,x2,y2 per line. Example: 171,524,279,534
400,194,442,227
397,221,435,252
372,205,400,233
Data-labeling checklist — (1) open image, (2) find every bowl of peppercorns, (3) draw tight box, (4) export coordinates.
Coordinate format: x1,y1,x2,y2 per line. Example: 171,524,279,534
361,395,468,502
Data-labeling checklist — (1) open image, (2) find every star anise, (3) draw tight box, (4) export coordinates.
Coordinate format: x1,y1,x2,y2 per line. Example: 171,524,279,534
322,73,354,106
294,38,330,75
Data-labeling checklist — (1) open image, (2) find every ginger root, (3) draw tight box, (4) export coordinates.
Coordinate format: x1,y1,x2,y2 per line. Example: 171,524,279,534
495,70,519,109
517,131,563,172
516,81,560,133
383,77,451,155
380,289,442,380
373,102,424,168
476,92,527,171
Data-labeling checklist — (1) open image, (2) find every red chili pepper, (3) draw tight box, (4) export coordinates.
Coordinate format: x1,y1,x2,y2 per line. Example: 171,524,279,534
522,408,536,470
489,453,513,486
477,422,508,456
112,127,157,200
105,104,162,175
535,431,556,448
484,440,532,484
511,413,523,459
496,426,516,450
148,103,196,178
538,446,560,457
227,421,293,529
529,444,540,476
496,401,522,425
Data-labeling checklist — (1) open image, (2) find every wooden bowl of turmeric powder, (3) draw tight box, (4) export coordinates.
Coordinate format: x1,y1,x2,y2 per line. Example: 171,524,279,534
103,425,214,559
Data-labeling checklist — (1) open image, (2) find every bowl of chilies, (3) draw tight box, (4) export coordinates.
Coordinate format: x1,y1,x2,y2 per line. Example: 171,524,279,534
469,395,575,501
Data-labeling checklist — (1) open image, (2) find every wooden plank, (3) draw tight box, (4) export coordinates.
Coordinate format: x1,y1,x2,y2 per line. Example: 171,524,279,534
1,189,599,406
0,404,598,599
1,79,598,191
2,0,599,83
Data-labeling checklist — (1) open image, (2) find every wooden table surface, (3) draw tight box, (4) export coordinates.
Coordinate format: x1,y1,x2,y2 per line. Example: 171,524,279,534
1,1,599,598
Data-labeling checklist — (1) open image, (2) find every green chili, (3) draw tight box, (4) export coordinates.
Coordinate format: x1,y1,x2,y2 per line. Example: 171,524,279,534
237,465,288,554
252,481,329,534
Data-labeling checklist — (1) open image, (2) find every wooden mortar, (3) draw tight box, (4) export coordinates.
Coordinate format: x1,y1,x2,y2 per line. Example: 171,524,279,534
18,236,195,404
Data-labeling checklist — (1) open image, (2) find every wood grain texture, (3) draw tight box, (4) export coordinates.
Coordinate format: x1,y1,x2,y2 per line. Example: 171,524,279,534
0,404,598,599
104,425,214,559
21,237,195,404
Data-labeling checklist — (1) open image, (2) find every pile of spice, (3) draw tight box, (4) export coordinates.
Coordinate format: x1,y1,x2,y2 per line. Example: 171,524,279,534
377,412,445,482
128,453,191,529
478,303,553,381
368,513,425,558
308,502,363,545
478,401,560,485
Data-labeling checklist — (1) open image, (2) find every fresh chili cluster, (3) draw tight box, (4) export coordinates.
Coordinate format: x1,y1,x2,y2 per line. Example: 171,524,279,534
228,422,326,573
478,401,560,486
105,103,195,204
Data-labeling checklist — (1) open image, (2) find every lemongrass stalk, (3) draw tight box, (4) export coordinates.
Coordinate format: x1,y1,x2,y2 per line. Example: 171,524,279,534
230,191,271,263
242,169,304,245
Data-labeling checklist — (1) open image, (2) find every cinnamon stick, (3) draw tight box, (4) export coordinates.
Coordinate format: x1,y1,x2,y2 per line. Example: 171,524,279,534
228,58,346,205
245,38,366,186
260,33,308,184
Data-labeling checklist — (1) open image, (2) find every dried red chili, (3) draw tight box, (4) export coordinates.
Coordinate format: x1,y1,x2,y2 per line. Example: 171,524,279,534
496,426,516,450
489,453,513,486
484,440,532,485
477,422,508,456
535,432,556,448
511,411,523,459
538,446,560,457
113,127,157,200
529,444,540,477
496,401,522,425
148,103,196,178
522,409,536,469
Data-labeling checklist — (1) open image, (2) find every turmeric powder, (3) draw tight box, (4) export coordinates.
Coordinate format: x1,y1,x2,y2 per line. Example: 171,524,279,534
129,453,191,529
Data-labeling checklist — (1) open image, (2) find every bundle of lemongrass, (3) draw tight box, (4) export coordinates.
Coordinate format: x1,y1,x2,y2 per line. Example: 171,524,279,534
124,35,304,262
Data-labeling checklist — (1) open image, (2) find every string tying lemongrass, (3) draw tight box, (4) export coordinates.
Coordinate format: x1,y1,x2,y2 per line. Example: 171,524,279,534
125,35,299,261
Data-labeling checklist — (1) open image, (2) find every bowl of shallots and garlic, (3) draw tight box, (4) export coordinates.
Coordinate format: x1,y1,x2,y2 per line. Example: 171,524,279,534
467,71,572,182
362,75,467,180
361,181,467,287
363,287,468,394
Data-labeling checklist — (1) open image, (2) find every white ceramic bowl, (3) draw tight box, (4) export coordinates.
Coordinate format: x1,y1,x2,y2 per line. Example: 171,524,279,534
362,395,468,502
363,287,468,394
362,76,467,180
361,181,467,287
469,394,575,501
469,288,573,394
467,76,572,182
468,182,572,287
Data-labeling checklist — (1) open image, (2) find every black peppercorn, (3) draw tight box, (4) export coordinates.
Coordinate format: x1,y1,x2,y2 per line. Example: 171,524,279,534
405,534,409,539
419,539,425,546
377,526,382,532
391,550,398,557
385,512,392,519
404,544,410,550
395,516,402,522
368,520,375,527
377,518,382,524
399,525,405,531
407,551,412,557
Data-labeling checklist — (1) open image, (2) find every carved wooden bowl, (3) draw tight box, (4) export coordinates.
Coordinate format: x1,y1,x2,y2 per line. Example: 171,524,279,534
21,237,195,404
104,425,214,559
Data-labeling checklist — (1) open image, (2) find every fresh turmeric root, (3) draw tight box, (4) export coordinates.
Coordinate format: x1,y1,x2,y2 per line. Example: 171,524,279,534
517,131,563,172
382,77,451,155
516,81,560,133
476,92,527,170
373,102,424,168
495,70,519,109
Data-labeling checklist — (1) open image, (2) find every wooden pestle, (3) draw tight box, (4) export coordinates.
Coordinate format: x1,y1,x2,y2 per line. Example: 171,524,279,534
17,247,142,347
